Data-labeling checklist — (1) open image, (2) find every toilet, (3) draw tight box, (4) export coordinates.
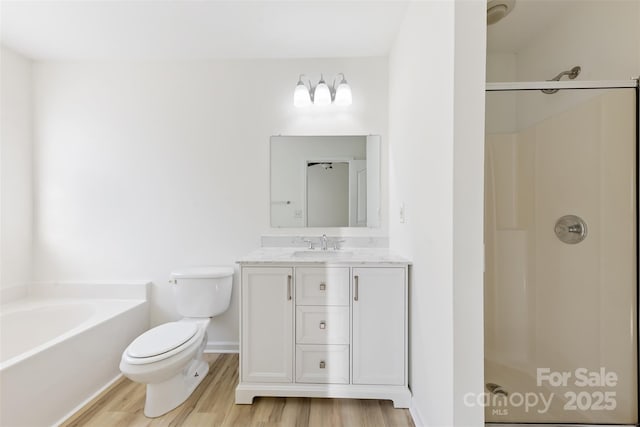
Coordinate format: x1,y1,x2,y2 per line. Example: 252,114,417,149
119,266,233,417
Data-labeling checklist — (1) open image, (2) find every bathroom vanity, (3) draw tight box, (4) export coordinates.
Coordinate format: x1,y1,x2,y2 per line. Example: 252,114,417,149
236,248,411,408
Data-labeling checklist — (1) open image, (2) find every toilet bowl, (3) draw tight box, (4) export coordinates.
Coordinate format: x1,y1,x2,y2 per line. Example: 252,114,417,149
119,266,233,417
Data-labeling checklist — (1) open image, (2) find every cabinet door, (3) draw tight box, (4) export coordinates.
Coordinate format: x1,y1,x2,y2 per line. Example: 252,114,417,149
241,267,293,383
352,267,405,385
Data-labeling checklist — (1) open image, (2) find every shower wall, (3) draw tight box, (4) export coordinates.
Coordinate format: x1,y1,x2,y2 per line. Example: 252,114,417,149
485,89,637,423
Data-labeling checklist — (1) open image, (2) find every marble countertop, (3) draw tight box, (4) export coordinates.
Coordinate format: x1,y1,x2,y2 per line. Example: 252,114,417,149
237,247,411,264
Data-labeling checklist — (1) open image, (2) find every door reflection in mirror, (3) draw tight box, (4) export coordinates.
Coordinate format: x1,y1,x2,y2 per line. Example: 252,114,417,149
306,162,349,227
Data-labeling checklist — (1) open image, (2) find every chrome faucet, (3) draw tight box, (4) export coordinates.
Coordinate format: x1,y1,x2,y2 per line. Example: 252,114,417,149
320,234,328,251
302,238,315,249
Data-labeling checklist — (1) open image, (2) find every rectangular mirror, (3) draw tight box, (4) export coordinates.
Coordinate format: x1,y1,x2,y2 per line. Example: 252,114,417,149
270,135,381,228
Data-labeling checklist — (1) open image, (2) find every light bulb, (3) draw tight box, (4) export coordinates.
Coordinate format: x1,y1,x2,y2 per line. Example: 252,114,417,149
313,76,331,106
293,77,311,107
334,80,352,106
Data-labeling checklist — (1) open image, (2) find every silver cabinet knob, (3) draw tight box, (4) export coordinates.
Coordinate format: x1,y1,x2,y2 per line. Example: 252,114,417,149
319,282,326,291
319,321,326,329
319,361,326,369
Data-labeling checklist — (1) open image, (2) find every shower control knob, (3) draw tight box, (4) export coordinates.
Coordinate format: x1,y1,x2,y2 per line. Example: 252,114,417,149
555,215,588,244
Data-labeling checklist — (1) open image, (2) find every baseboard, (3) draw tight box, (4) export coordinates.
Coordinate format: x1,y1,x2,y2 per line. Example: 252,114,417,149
409,397,426,427
205,340,239,353
55,373,123,426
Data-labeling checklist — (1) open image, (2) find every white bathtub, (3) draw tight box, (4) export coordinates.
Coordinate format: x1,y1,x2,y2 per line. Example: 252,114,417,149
0,283,149,427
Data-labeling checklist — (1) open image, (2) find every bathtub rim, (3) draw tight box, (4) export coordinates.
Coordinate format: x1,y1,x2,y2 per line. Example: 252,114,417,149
1,281,150,371
0,297,148,371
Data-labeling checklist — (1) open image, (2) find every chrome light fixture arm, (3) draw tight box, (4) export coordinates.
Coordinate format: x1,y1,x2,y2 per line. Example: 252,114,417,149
297,74,314,102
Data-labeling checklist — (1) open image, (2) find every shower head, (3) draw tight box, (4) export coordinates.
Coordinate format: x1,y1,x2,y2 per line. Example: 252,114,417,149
487,0,515,25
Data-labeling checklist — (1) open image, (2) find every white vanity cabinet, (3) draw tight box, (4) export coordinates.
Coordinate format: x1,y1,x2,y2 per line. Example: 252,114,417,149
241,267,294,383
352,267,406,386
237,256,410,408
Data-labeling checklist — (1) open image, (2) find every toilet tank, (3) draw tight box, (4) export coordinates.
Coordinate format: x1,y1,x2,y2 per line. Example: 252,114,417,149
171,266,234,318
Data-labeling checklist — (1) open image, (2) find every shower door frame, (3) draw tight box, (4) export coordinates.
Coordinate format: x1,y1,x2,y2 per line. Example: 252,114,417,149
484,78,640,427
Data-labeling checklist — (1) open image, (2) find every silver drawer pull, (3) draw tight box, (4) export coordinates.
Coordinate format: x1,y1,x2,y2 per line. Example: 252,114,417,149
287,275,292,300
319,282,326,291
319,321,326,329
354,275,359,301
319,361,326,369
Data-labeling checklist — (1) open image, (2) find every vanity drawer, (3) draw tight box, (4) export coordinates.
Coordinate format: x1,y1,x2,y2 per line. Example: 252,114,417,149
295,267,349,306
296,306,349,345
295,344,349,384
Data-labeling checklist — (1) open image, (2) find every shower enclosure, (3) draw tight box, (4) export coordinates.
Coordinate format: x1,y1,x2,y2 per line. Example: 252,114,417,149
484,80,638,424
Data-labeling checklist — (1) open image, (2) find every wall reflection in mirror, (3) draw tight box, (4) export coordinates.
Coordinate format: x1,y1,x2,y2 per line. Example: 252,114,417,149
270,135,380,228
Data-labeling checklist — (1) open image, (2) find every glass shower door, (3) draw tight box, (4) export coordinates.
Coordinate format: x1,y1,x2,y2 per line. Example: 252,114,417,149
484,87,638,424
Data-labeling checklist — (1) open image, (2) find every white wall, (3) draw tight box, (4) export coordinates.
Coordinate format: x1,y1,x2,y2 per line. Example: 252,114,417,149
0,45,33,298
388,1,485,425
452,1,486,424
486,1,640,84
515,1,640,83
515,1,640,131
486,1,640,133
485,52,516,83
32,57,388,350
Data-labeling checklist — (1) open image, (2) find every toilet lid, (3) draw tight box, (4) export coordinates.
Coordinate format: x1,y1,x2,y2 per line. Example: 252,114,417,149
127,322,198,358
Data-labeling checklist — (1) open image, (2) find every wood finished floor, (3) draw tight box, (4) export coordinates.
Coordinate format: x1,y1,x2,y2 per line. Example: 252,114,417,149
62,354,415,427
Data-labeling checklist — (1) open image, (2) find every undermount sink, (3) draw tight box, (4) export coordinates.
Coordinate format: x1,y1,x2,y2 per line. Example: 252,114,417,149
293,250,354,258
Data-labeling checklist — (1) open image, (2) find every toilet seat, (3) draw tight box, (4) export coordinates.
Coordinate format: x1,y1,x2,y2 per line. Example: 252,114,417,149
124,322,203,365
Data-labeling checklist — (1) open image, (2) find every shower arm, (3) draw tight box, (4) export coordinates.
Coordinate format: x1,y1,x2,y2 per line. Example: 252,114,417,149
541,66,581,94
548,66,581,82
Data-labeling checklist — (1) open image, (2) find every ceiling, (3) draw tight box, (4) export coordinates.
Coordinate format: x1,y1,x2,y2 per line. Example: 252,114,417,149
1,0,587,61
0,1,410,60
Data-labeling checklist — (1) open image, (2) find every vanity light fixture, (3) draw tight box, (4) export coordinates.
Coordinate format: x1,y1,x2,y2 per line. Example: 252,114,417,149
294,73,352,107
